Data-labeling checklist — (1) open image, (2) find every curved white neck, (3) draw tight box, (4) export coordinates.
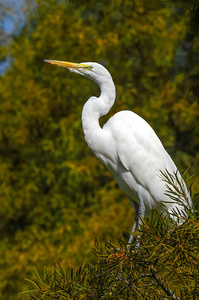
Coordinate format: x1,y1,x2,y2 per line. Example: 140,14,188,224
81,77,116,153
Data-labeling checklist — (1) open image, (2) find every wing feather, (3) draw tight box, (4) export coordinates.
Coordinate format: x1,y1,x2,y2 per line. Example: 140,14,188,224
104,110,177,202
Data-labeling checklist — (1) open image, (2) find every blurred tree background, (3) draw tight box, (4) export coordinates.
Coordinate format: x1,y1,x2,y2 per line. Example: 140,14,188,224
0,0,198,299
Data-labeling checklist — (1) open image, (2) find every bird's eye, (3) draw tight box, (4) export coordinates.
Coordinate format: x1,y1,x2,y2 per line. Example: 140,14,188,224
80,64,93,70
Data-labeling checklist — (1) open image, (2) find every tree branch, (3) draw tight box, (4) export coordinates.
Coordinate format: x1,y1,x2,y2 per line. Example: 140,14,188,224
150,265,181,300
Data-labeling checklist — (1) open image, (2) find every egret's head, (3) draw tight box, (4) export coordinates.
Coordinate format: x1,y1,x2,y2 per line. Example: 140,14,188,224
44,60,113,86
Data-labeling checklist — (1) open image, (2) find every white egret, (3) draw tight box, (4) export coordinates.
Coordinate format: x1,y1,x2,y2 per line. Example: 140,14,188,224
44,60,191,243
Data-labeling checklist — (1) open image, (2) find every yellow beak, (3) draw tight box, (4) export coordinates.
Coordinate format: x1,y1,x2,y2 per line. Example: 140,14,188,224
44,60,92,70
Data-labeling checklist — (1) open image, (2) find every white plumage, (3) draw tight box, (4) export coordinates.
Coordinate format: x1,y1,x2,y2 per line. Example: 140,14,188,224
45,60,191,243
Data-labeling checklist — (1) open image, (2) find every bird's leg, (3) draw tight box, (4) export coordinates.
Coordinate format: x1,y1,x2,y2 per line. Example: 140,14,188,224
128,199,145,246
128,201,139,244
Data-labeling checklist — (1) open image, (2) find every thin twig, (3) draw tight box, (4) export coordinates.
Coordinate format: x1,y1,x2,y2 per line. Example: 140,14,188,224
150,264,181,300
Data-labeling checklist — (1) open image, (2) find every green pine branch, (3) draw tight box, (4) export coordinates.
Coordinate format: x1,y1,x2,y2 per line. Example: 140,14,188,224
23,171,199,300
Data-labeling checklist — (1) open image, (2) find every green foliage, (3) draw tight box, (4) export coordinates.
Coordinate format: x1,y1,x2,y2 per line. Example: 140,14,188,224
23,172,199,299
0,0,198,299
24,207,199,299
